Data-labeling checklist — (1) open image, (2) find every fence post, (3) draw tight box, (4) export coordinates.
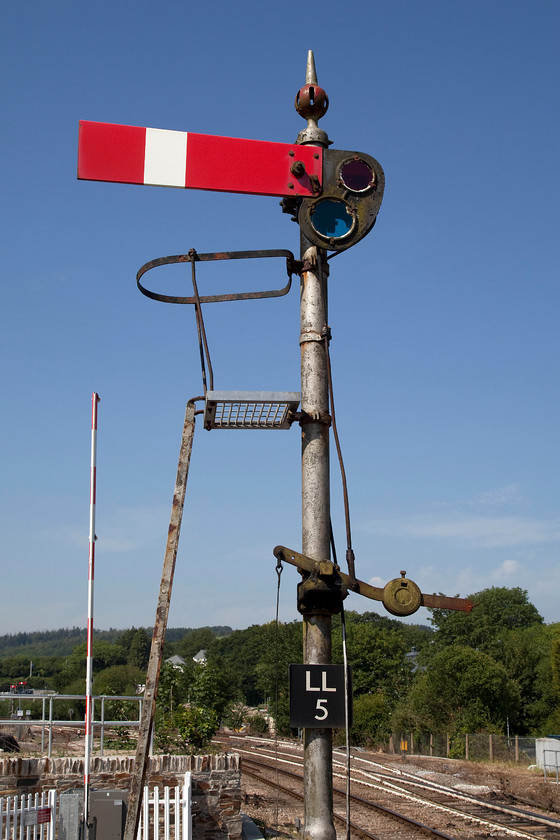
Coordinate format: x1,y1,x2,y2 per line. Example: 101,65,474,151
100,697,105,757
465,733,469,761
48,697,53,758
446,733,450,758
489,734,493,762
49,788,57,839
182,772,192,840
142,784,150,839
164,785,171,838
42,696,46,753
410,732,414,754
429,733,433,757
153,787,159,840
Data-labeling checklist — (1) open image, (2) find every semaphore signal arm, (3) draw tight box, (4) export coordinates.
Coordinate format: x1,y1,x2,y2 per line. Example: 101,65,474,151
273,545,473,618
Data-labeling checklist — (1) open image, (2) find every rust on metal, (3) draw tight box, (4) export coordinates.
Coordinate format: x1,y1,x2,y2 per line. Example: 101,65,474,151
297,409,332,427
421,592,475,612
136,249,296,304
273,546,474,615
290,160,306,177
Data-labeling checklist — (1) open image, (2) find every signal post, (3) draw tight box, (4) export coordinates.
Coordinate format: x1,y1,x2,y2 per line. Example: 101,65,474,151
78,49,471,840
299,239,336,840
294,56,367,840
296,74,338,835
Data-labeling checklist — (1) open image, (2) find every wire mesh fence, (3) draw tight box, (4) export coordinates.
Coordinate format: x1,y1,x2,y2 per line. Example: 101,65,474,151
382,732,538,764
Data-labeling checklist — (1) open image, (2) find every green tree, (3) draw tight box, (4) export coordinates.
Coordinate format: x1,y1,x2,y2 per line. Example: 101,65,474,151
340,611,433,653
189,657,240,719
54,677,87,720
214,623,287,706
333,621,411,702
176,628,217,661
128,629,151,670
93,664,145,722
349,692,392,746
93,664,144,696
55,640,126,688
253,621,301,734
156,660,196,713
496,624,557,733
551,624,560,697
394,644,520,735
429,587,543,658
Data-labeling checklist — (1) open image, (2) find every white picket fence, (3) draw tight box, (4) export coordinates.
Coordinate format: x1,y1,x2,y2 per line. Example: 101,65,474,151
0,774,192,840
0,789,56,840
137,774,192,840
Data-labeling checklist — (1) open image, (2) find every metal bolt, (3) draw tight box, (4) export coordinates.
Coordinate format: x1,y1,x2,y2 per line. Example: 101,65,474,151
288,183,294,189
290,160,306,177
289,150,295,156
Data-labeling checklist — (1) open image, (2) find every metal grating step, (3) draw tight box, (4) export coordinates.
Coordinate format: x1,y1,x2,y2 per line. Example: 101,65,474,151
204,391,300,430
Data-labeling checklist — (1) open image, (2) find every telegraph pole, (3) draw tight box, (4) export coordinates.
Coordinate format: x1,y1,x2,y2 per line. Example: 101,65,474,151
297,53,338,840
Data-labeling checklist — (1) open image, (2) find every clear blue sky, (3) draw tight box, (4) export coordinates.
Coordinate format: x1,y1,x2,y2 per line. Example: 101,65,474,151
2,1,559,635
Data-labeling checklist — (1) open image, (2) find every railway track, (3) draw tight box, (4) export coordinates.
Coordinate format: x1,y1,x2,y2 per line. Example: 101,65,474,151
217,734,560,839
242,755,456,840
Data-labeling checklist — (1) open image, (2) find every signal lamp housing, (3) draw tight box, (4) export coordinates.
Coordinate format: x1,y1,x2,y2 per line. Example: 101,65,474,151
297,148,385,252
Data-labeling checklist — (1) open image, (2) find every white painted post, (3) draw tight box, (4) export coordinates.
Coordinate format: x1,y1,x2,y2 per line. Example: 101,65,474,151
154,786,160,840
164,785,171,840
48,788,57,840
174,785,180,840
84,392,100,838
182,773,192,840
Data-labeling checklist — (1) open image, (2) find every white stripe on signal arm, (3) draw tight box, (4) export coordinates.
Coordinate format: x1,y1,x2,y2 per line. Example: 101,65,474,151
144,127,188,187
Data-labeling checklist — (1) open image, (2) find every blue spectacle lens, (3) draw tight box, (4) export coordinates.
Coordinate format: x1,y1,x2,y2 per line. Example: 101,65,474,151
311,200,353,238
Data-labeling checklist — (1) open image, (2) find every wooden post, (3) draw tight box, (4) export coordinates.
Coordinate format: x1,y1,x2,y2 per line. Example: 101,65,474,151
123,399,197,840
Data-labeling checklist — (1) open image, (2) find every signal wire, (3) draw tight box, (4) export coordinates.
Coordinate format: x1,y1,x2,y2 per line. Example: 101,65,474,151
189,248,214,394
320,250,354,839
319,254,356,587
273,557,284,836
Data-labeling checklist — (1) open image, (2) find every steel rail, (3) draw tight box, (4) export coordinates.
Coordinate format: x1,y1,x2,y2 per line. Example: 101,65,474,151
222,736,555,840
242,762,453,840
242,756,458,840
342,751,560,831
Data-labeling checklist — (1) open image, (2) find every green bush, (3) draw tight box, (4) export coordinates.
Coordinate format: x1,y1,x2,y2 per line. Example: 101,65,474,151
155,705,219,754
247,713,269,734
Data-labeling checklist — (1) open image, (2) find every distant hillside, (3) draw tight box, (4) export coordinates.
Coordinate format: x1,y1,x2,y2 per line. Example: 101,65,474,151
0,626,232,659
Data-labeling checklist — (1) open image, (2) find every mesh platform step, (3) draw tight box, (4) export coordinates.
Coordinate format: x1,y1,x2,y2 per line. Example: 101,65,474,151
204,391,300,430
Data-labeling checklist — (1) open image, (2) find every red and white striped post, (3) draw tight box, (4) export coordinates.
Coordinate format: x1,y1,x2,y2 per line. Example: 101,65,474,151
84,392,100,836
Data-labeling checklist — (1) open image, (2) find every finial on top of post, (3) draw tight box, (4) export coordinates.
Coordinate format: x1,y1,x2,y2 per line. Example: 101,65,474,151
305,50,318,85
295,50,331,147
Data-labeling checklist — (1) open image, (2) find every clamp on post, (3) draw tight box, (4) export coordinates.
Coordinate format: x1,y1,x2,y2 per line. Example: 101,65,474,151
296,558,347,616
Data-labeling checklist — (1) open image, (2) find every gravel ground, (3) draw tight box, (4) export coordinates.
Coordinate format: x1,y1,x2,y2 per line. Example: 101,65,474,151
240,750,560,838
